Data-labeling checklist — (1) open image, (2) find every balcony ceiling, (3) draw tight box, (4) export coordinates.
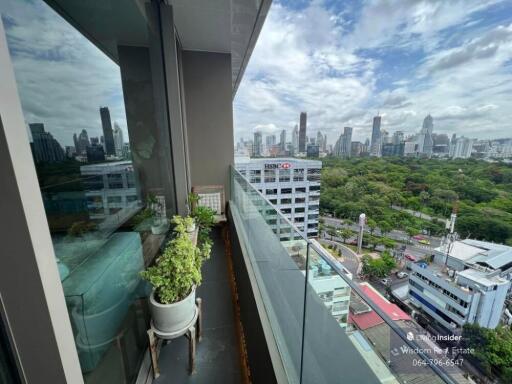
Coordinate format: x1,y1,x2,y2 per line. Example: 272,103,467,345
44,0,270,94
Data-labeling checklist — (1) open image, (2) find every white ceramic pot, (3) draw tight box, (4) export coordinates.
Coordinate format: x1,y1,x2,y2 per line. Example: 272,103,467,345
150,287,196,333
151,219,169,235
187,221,196,233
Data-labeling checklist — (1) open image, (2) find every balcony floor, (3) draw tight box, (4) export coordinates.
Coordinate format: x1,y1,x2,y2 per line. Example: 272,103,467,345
153,227,243,384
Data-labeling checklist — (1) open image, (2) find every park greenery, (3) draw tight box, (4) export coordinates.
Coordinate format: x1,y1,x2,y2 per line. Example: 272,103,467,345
360,251,396,279
462,324,512,382
320,157,512,245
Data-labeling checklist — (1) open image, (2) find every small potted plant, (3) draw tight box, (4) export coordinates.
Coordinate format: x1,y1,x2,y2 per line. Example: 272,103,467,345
141,216,203,333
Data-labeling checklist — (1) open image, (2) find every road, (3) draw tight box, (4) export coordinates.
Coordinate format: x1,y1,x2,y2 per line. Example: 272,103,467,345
319,238,360,276
321,216,442,250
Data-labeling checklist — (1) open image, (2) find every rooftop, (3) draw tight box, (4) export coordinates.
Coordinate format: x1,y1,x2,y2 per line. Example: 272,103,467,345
437,238,512,271
349,283,411,331
234,156,322,167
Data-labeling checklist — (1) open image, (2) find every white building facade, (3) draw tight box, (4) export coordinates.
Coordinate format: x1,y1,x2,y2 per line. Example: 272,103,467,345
235,158,321,238
408,239,512,332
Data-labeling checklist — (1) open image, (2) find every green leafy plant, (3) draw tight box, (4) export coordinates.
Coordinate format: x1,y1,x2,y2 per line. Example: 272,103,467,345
187,192,201,214
141,220,201,304
172,215,195,233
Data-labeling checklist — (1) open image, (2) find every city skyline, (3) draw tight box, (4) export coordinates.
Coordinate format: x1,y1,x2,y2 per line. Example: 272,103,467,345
234,0,512,144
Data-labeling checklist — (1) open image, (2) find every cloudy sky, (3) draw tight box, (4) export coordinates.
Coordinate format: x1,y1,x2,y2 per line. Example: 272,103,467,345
1,0,127,147
234,0,512,144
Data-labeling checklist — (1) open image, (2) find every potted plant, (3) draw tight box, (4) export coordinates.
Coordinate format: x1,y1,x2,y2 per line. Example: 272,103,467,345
141,216,203,333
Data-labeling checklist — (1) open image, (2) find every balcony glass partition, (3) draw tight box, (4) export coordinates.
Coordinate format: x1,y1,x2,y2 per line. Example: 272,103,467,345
230,166,458,384
1,1,178,382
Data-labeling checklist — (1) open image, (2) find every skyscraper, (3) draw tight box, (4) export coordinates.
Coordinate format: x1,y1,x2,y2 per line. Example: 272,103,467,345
370,115,381,157
29,123,65,163
299,112,307,152
292,124,299,152
280,129,286,151
100,106,115,156
342,127,353,158
253,131,262,157
418,114,434,156
392,131,404,145
266,134,276,147
113,122,124,157
75,129,90,155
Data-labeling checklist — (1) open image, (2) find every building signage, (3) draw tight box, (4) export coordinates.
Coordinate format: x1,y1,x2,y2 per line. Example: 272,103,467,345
264,162,292,170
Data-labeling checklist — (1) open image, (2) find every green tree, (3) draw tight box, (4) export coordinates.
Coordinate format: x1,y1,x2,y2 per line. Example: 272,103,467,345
338,228,355,243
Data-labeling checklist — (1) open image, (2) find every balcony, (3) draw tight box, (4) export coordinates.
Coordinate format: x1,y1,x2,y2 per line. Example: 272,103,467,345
227,166,462,384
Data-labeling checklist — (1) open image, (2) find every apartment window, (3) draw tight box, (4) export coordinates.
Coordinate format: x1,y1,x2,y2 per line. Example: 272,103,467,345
264,169,276,183
308,214,318,220
295,187,306,193
307,168,321,181
295,217,305,223
250,170,261,183
281,187,292,194
293,168,304,181
279,169,291,182
239,169,246,176
295,197,305,204
295,207,305,213
281,198,292,204
282,208,292,214
2,1,178,380
269,198,278,205
107,196,122,204
310,185,320,191
308,223,317,229
266,188,278,195
310,204,320,211
309,195,320,202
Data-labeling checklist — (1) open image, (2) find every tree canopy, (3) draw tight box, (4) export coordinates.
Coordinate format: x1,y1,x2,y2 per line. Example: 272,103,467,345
320,157,512,244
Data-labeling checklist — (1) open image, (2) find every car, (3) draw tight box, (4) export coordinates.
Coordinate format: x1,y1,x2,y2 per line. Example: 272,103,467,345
413,235,424,240
418,239,430,245
380,278,391,285
396,271,408,279
405,254,417,261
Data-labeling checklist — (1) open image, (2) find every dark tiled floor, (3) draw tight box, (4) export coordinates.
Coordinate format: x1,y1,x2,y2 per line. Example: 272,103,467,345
154,227,242,383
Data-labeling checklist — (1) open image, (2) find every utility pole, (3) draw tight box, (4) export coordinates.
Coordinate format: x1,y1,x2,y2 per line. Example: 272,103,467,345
357,213,366,254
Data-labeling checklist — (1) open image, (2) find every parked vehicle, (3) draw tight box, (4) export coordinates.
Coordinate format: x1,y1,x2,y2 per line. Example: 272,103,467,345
405,254,417,262
380,278,391,285
419,239,430,245
413,235,424,240
396,271,408,279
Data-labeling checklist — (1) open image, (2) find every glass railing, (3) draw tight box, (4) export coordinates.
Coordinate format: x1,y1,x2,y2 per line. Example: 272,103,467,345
230,166,462,384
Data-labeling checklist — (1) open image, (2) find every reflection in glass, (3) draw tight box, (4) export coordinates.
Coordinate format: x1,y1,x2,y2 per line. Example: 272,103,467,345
1,0,175,382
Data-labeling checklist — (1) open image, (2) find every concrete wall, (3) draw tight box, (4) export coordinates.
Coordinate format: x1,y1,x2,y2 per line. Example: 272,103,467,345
181,51,234,202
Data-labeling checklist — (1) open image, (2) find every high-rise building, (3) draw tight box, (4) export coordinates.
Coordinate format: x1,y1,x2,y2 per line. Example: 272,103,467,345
451,137,474,159
235,158,321,238
266,134,276,148
29,123,65,163
316,131,324,152
323,133,328,152
113,122,124,157
392,131,404,145
75,129,90,155
280,129,286,151
99,106,115,156
292,124,299,153
370,115,381,157
299,112,307,152
418,114,434,156
253,132,263,157
341,127,353,158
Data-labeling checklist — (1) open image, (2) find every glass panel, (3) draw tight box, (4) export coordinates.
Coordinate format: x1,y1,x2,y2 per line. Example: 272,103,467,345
231,167,307,383
1,1,175,382
302,244,457,384
0,316,20,384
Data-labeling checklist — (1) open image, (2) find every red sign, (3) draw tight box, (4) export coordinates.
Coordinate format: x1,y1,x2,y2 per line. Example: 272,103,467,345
281,162,291,169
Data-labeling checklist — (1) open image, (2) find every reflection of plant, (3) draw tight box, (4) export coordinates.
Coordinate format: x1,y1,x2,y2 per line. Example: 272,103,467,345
141,220,201,304
68,221,97,237
132,194,166,227
187,192,201,215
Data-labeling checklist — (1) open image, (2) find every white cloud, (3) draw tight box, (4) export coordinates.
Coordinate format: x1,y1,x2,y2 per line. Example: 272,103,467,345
234,0,512,143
